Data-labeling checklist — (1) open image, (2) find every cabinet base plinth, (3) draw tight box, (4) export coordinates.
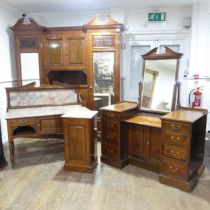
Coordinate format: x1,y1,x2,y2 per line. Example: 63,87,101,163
129,157,159,173
64,159,98,173
100,155,129,169
159,164,205,192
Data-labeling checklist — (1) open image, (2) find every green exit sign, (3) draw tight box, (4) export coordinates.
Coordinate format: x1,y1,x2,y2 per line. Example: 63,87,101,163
148,12,166,22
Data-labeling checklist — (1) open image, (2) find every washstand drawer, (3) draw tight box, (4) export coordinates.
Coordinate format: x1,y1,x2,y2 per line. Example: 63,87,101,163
101,143,119,159
162,144,188,161
102,130,119,146
102,111,119,119
102,118,119,130
161,157,187,180
11,118,35,126
162,121,190,133
162,131,189,146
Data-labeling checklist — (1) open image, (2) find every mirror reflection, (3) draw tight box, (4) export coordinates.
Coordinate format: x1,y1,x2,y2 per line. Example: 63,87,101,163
93,52,114,110
142,59,177,112
20,53,40,85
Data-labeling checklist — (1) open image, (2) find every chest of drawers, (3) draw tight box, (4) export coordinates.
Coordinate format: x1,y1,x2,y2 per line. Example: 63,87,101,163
100,102,138,168
160,109,207,192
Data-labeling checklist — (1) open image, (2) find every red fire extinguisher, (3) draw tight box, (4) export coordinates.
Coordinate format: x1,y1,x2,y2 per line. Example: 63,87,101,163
192,88,202,108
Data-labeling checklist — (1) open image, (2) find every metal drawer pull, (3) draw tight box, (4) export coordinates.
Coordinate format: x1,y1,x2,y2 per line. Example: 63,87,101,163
169,166,178,172
170,150,180,155
171,124,181,130
106,123,114,127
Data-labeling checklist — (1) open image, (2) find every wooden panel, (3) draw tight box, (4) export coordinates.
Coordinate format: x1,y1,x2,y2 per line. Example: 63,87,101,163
11,118,35,126
162,144,188,161
101,143,119,159
128,124,144,158
162,121,190,133
102,129,119,146
102,118,119,131
145,127,161,162
67,125,86,161
102,111,119,119
161,157,188,180
162,130,189,146
38,117,63,134
44,38,64,66
19,37,38,50
67,38,85,65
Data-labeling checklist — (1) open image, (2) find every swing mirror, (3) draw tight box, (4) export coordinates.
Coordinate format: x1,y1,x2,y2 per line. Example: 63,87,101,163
139,47,183,113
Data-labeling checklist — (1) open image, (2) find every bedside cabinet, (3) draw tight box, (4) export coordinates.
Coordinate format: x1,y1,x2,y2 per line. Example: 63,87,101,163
159,108,207,192
100,102,138,168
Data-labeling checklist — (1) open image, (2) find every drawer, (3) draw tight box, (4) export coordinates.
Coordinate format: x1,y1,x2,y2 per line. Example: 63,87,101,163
162,131,189,146
102,118,119,130
11,118,35,126
162,144,188,161
102,130,119,146
162,121,190,133
161,157,188,180
101,143,119,159
102,111,119,119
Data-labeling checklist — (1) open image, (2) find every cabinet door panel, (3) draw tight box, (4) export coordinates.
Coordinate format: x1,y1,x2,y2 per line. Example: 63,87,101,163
38,117,63,134
128,124,144,158
145,127,161,163
44,38,65,68
66,38,85,65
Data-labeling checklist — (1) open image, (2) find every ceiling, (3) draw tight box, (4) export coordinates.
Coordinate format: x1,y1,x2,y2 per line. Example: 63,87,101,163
1,0,209,13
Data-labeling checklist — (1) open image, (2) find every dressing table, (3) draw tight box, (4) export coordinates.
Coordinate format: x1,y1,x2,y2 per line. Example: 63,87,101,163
100,47,208,192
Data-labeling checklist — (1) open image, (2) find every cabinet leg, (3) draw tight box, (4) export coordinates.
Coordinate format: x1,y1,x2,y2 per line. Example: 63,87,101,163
8,140,15,164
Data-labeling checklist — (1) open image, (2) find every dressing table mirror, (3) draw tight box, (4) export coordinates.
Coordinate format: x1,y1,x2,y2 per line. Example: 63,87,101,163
139,47,183,114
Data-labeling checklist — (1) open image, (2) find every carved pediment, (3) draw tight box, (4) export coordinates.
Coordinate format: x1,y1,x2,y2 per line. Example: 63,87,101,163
83,15,124,31
10,18,45,33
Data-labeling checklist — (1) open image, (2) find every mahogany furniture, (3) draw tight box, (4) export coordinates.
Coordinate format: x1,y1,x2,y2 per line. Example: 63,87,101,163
160,108,207,192
125,114,161,172
0,122,7,169
100,102,138,168
10,15,123,109
5,84,81,164
100,47,208,192
62,110,98,172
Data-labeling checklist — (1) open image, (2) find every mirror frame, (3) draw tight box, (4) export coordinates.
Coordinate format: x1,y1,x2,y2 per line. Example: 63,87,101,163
138,47,183,114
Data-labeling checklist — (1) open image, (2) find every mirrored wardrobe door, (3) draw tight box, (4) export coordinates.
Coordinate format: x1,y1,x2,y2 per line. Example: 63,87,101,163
93,52,115,110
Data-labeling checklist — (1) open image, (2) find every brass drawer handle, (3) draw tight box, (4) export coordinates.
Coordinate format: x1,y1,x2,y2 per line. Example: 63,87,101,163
169,166,178,172
106,123,114,128
107,135,113,140
106,113,113,117
171,124,181,130
170,150,180,155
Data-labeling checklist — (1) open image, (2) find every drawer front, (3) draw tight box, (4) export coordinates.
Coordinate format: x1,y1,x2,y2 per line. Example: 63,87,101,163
101,143,119,159
162,144,188,161
162,121,190,133
102,118,119,130
161,157,188,180
162,131,189,146
11,118,35,126
102,111,119,119
102,130,119,146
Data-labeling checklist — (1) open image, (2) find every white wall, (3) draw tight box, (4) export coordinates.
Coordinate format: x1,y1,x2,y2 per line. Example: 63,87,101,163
126,6,192,32
0,2,20,143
